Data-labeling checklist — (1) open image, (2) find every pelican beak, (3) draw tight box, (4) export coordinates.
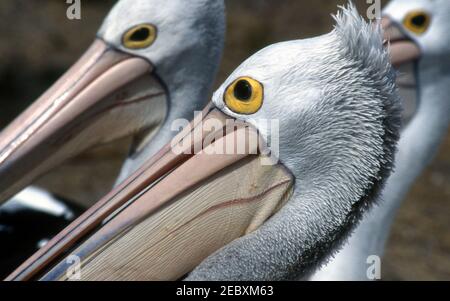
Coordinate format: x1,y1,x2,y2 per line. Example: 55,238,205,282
382,17,421,125
382,17,422,68
0,39,167,204
7,103,294,281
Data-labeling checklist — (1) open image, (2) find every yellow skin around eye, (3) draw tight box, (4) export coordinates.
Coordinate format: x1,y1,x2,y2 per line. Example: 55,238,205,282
403,11,431,35
123,24,157,49
224,77,264,115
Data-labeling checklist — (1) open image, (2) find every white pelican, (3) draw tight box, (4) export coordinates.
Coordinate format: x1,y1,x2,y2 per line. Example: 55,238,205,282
310,0,450,281
7,5,401,281
0,0,225,204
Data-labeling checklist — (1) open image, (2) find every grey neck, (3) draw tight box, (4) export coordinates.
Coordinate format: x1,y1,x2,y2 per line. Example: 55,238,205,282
308,60,450,280
382,61,450,215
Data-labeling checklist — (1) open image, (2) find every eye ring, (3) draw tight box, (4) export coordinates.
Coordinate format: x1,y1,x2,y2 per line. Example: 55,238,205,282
122,24,157,49
403,11,431,35
224,77,264,115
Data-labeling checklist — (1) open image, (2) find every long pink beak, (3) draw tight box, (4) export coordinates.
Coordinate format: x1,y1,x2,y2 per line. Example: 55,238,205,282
0,39,166,204
7,104,293,280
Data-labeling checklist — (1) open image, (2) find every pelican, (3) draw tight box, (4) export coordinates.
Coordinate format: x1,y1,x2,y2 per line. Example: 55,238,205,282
0,0,225,204
7,5,401,281
310,0,450,280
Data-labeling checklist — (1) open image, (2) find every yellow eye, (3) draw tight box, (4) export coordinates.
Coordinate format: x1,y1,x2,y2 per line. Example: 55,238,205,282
224,77,264,115
403,11,431,35
122,24,157,49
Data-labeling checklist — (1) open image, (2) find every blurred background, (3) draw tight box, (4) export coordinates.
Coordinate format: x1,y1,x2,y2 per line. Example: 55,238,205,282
0,0,448,280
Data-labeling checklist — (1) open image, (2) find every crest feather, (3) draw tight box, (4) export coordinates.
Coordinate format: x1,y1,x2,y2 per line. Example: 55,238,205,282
333,2,391,79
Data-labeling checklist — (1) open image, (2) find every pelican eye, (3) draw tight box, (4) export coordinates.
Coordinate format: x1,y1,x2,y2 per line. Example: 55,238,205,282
123,24,157,49
403,11,431,35
234,80,253,101
224,77,263,115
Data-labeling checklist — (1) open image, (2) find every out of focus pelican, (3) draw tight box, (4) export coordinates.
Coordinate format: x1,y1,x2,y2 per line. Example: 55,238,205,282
7,5,401,281
311,0,450,281
0,0,225,204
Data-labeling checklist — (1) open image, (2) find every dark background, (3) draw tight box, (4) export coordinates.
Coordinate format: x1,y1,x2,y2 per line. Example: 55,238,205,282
0,0,448,280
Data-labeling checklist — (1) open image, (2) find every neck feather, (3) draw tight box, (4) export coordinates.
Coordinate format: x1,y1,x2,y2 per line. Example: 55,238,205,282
376,65,450,215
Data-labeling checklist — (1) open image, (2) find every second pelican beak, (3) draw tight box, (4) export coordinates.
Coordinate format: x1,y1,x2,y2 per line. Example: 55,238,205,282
7,104,294,281
382,17,422,68
382,17,421,125
0,39,167,204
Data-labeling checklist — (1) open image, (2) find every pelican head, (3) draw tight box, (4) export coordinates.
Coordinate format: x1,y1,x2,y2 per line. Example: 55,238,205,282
384,0,450,68
8,5,401,281
0,0,225,203
383,0,450,123
212,17,400,187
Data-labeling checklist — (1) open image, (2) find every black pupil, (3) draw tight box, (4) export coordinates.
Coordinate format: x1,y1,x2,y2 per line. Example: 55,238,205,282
234,80,252,101
411,14,427,27
130,27,150,41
